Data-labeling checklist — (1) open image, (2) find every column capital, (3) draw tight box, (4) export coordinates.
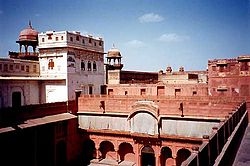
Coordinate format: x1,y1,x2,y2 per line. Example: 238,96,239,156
203,135,210,142
191,146,199,154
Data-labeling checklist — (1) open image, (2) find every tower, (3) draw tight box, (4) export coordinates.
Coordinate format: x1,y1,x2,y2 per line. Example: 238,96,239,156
106,45,123,84
14,21,39,60
106,45,123,70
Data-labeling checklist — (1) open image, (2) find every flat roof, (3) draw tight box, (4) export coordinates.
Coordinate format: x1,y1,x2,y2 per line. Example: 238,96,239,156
0,127,15,134
0,76,66,81
18,113,76,129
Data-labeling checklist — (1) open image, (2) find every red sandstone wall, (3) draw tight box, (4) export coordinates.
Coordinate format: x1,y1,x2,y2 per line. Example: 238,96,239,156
78,96,243,119
106,83,208,96
208,58,250,97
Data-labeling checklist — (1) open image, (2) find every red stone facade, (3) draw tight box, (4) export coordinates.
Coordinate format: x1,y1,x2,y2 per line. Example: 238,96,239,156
78,95,244,165
208,55,250,97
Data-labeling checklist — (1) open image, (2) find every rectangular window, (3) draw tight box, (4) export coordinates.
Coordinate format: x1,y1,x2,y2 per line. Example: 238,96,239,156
55,37,59,41
108,89,113,95
89,38,92,43
125,91,128,95
9,64,13,71
48,35,52,40
61,36,64,40
15,64,20,70
76,36,79,41
175,89,181,96
100,85,107,95
89,86,93,95
99,41,102,46
26,65,30,72
82,39,85,44
3,64,8,71
193,91,197,95
33,65,37,73
81,61,85,70
88,61,91,71
70,37,73,42
93,61,97,71
42,38,45,42
140,89,146,95
219,66,224,72
157,86,165,96
240,62,249,71
21,65,25,71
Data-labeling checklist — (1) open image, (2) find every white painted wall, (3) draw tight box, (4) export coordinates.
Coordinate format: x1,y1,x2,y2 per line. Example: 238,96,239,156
45,84,67,103
161,119,219,138
39,52,67,79
0,80,40,108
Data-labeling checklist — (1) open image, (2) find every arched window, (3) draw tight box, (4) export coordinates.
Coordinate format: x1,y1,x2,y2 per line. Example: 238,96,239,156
93,61,97,71
81,61,85,70
48,59,54,70
88,61,91,71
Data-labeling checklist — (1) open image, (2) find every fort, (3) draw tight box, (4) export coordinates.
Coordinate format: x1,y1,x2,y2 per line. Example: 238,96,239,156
0,23,249,166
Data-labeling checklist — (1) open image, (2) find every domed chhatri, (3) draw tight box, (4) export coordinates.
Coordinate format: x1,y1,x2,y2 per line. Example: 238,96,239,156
14,21,39,60
19,21,39,41
107,47,122,58
106,45,123,70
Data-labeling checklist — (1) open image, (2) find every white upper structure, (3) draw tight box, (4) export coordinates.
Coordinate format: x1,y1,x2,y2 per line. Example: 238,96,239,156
38,31,105,102
0,27,105,108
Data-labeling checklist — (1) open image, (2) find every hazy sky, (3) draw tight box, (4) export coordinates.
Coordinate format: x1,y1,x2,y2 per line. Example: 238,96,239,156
0,0,249,71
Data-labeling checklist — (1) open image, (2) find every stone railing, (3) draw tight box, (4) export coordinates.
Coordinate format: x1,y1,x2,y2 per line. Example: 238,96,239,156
182,101,248,166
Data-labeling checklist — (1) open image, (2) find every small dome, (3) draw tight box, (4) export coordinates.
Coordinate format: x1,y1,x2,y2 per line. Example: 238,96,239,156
107,47,121,58
19,21,38,41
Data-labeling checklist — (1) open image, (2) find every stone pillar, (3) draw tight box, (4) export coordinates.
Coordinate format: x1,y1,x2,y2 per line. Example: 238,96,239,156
225,115,230,139
229,112,234,131
95,145,100,159
115,147,119,163
33,45,36,53
203,135,210,165
19,44,22,53
212,126,219,156
155,146,161,166
135,143,140,166
172,154,177,166
192,146,199,166
25,45,28,54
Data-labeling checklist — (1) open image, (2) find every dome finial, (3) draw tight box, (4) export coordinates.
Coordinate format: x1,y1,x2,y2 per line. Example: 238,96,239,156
29,20,32,28
112,43,115,48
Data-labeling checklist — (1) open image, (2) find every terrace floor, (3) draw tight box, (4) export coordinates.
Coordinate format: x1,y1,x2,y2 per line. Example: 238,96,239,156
233,124,250,166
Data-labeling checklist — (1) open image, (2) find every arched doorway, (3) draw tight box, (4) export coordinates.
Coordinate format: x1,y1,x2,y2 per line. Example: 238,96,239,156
12,91,21,108
118,142,134,162
176,148,191,166
82,139,96,165
56,140,66,166
160,147,173,166
141,146,155,166
99,141,115,159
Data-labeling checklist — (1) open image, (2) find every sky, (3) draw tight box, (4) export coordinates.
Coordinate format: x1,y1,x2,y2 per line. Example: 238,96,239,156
0,0,249,72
